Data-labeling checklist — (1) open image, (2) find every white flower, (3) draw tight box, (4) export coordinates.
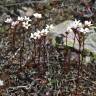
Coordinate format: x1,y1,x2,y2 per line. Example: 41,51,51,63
33,36,37,40
37,29,49,36
11,21,19,28
0,80,4,86
30,33,34,39
34,32,38,36
67,27,73,32
24,16,31,22
85,56,90,63
46,92,50,95
34,32,41,39
84,28,90,33
40,29,45,35
5,17,13,23
84,21,92,26
74,19,80,24
33,13,42,18
22,21,31,29
46,24,54,30
37,34,41,39
30,28,49,40
44,29,49,35
77,28,85,32
72,19,81,28
77,27,90,34
37,30,41,34
17,16,24,21
78,22,83,28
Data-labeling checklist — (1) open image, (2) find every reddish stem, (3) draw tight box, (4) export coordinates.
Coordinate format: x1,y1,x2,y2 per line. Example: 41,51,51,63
76,37,81,96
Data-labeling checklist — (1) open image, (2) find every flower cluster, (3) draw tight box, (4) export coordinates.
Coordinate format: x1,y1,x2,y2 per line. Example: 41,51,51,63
33,13,42,18
67,19,93,34
5,13,42,29
30,24,54,39
5,16,31,29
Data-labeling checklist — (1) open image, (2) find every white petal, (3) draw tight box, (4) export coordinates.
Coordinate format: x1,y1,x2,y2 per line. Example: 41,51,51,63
34,32,38,36
50,24,54,29
41,29,45,33
67,27,73,32
24,16,31,21
30,33,34,38
72,19,81,28
78,22,83,28
46,25,50,29
34,36,37,39
38,14,42,18
85,56,90,63
44,28,48,32
11,21,19,28
77,28,84,32
25,25,28,28
18,16,24,21
22,21,31,29
37,35,41,39
84,21,92,26
33,13,42,18
72,23,78,28
5,17,13,23
85,28,90,33
37,30,41,34
0,80,4,86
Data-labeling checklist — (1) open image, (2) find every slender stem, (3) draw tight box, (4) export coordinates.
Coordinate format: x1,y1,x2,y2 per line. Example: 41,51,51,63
19,29,25,67
38,39,41,64
83,35,85,51
81,35,85,72
73,33,76,48
76,38,81,96
23,34,24,48
43,36,46,65
20,47,23,68
66,34,68,46
34,39,36,64
22,30,25,48
64,34,68,72
32,39,35,64
12,28,16,51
